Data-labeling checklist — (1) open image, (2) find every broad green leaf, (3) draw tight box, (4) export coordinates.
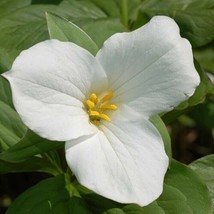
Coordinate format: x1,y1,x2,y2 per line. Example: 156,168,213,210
150,115,172,161
0,101,27,152
0,157,60,175
190,155,214,211
140,0,214,47
0,0,30,73
61,0,107,18
0,129,64,162
0,76,13,106
156,184,192,213
0,0,30,19
89,0,120,17
120,184,193,214
130,160,211,213
0,48,17,74
124,203,164,214
74,17,126,47
103,208,125,214
46,12,99,55
119,184,193,214
60,0,127,47
164,160,212,214
109,203,165,214
54,0,127,47
6,174,91,214
0,1,126,73
0,5,55,73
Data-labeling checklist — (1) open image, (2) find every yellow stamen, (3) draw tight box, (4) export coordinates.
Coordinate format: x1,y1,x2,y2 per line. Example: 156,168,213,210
100,90,113,103
85,90,117,124
99,113,111,122
101,104,118,111
89,110,100,116
86,100,95,109
89,93,98,103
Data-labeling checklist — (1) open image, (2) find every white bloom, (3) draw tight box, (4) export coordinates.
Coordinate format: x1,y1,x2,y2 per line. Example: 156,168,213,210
2,16,200,206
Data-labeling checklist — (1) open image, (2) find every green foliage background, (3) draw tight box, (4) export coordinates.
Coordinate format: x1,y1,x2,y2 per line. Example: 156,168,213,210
0,0,213,213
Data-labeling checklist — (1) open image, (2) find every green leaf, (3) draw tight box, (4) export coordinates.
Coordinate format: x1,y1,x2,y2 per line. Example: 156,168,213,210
0,101,27,152
157,184,192,213
119,184,193,214
0,5,55,73
140,0,214,47
124,160,211,213
0,76,13,106
150,115,172,161
89,0,120,17
46,12,99,55
127,203,165,214
0,0,30,19
116,203,164,214
62,0,127,47
121,184,193,214
0,1,126,73
0,47,17,73
0,129,64,162
103,208,125,214
60,0,107,18
6,174,91,214
74,17,126,47
77,160,212,213
164,160,212,214
0,157,60,175
190,155,214,211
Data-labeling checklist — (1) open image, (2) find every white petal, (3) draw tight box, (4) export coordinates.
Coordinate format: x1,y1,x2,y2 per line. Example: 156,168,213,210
3,40,107,141
65,116,168,206
96,16,200,117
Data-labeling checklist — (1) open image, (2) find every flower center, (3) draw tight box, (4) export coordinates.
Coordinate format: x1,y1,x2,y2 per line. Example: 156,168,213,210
85,90,118,124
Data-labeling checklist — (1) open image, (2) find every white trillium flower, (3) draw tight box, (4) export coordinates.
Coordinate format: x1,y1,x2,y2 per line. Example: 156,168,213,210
2,16,200,206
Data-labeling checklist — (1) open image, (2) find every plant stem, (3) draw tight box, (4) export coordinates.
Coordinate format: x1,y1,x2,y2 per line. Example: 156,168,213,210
42,152,63,175
64,172,81,197
121,0,128,28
